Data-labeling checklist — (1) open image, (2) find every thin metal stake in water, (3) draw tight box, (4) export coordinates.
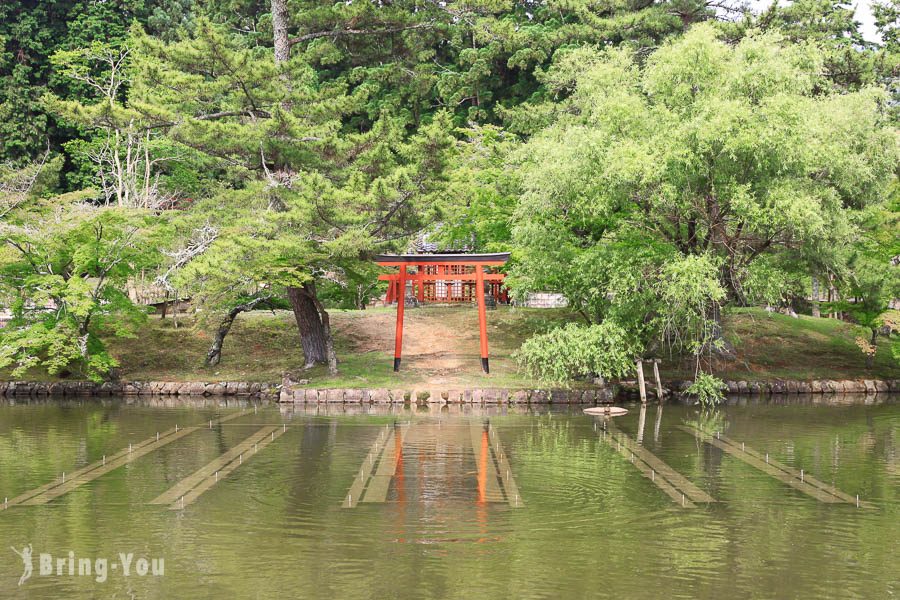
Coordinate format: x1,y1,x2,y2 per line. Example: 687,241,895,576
800,469,804,483
271,431,274,441
765,453,769,464
742,442,745,452
102,455,106,466
283,424,286,432
4,497,7,508
129,443,132,453
180,496,184,508
62,472,65,483
215,471,218,482
652,470,655,482
157,432,159,441
856,495,859,508
240,454,243,465
682,493,685,506
175,424,179,433
209,420,212,429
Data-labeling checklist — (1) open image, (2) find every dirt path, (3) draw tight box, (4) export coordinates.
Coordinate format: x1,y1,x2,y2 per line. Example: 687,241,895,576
333,308,486,378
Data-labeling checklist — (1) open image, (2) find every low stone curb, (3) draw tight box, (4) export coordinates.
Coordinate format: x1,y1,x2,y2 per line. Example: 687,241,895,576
665,379,900,395
0,380,279,398
277,387,615,404
2,379,897,402
0,381,615,404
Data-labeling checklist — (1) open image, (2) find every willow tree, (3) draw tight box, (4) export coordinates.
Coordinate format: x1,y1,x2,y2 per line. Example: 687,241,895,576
511,24,898,384
129,19,452,371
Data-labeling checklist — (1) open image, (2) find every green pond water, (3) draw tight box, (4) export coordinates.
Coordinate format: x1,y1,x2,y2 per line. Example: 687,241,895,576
0,396,897,599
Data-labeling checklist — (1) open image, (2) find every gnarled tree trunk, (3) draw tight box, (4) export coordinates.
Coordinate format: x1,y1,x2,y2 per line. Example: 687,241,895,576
270,1,337,374
287,282,337,373
206,296,271,366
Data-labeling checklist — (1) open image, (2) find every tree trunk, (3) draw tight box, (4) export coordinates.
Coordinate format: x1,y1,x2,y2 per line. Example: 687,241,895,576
205,296,271,366
272,0,291,65
704,302,735,358
866,328,878,369
287,283,331,369
811,276,821,318
310,290,339,375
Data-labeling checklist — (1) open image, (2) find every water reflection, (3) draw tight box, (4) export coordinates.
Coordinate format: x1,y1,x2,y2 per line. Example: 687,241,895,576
0,394,896,599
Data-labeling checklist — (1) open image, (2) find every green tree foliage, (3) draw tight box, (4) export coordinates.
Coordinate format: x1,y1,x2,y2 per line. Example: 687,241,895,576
755,0,876,89
2,0,897,384
828,189,900,367
0,0,195,165
0,199,157,381
125,19,454,369
510,24,897,383
515,320,639,384
272,0,720,130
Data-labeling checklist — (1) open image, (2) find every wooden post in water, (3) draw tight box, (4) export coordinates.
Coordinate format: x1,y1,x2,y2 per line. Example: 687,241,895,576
637,403,647,444
636,359,647,403
652,359,664,401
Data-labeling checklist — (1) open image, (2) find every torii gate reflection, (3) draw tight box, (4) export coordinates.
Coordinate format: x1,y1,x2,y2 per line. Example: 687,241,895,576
343,419,523,511
374,253,510,373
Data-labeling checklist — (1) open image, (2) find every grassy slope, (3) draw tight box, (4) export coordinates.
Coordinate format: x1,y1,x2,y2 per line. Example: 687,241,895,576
111,306,576,388
2,306,898,386
696,308,900,382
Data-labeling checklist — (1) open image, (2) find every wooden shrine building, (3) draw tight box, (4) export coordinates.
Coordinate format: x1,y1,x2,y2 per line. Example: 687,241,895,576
374,253,510,373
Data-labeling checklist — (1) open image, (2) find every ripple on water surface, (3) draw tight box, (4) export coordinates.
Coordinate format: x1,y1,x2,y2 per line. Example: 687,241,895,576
0,395,897,599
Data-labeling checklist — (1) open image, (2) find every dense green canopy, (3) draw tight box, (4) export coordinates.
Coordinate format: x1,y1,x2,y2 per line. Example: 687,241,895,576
0,1,897,390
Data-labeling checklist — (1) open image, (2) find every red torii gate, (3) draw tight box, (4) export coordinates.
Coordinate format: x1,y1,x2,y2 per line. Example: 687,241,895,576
375,253,510,373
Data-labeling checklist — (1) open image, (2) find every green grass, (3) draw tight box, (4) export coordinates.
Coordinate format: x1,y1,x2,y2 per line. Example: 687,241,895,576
2,306,897,386
659,307,900,381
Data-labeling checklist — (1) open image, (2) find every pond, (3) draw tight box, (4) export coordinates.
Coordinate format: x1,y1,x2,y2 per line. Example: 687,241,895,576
0,395,897,598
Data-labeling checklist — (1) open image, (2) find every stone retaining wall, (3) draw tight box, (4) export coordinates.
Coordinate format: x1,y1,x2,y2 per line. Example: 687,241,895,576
1,379,898,402
0,380,279,398
670,379,900,395
278,388,615,404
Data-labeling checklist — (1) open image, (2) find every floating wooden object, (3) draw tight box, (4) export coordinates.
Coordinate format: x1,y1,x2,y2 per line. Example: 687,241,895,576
486,423,523,507
166,424,287,510
583,406,628,417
